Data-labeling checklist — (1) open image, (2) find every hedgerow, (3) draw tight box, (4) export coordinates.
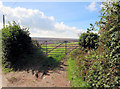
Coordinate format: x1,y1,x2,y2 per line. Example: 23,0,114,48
71,0,120,87
2,21,33,66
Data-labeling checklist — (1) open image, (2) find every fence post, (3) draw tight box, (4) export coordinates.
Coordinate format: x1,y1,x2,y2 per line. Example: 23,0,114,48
65,41,67,55
46,41,47,55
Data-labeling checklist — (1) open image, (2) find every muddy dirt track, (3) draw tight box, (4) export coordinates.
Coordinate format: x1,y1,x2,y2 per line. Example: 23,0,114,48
2,62,71,87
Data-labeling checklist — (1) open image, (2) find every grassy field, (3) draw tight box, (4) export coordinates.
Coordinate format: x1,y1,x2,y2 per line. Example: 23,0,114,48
41,41,78,56
41,43,65,55
41,43,66,64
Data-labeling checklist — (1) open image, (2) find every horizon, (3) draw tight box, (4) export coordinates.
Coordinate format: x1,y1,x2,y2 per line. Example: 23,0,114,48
31,36,79,39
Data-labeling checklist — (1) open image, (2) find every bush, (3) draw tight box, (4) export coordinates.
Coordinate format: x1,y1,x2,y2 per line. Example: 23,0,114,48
79,32,99,50
2,21,32,65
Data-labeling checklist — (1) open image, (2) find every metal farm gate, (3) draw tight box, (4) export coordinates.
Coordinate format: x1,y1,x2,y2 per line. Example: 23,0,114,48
39,40,79,56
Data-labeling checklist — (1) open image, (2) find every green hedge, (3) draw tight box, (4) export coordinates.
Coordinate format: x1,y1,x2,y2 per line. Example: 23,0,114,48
2,21,32,66
79,32,99,50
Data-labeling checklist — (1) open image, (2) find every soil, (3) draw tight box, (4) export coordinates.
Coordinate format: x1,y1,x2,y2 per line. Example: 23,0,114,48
2,61,71,87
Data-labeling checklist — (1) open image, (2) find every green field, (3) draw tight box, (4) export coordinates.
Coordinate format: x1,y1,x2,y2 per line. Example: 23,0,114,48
41,43,65,55
41,41,78,56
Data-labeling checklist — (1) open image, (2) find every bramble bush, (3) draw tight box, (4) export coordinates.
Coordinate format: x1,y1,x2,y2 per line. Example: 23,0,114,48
2,21,32,66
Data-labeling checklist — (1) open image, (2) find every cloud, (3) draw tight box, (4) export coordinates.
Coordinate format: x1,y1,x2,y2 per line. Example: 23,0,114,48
87,2,97,11
0,3,55,31
31,22,84,38
0,1,84,38
55,22,84,33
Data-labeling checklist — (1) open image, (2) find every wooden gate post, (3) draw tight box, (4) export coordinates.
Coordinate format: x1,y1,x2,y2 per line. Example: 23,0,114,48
65,41,67,55
46,41,47,55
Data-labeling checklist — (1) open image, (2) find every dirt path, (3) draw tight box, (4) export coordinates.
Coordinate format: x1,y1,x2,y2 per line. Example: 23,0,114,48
2,61,71,87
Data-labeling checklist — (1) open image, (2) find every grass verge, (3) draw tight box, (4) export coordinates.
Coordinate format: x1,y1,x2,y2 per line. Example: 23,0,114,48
66,57,88,87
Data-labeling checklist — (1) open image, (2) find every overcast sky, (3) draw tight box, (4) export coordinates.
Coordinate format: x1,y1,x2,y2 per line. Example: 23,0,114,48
0,1,103,38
